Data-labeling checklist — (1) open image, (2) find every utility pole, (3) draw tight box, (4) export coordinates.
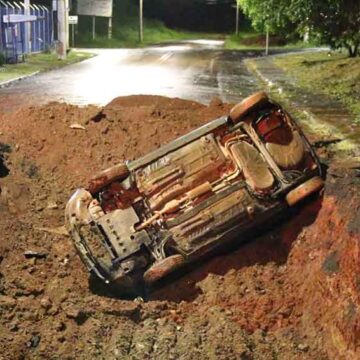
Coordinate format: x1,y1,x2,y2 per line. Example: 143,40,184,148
265,1,272,56
65,0,69,50
57,0,67,59
139,0,143,42
108,17,112,39
92,16,96,40
235,2,239,36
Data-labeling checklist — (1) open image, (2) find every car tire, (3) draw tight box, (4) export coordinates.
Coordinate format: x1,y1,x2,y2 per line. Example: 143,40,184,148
286,176,324,206
89,272,143,297
143,254,185,284
87,163,130,194
229,91,269,124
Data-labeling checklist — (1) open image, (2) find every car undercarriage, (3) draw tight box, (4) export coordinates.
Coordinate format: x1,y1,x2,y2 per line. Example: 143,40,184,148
65,92,324,293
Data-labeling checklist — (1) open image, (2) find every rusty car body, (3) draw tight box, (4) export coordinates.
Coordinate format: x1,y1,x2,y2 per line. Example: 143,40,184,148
65,92,324,293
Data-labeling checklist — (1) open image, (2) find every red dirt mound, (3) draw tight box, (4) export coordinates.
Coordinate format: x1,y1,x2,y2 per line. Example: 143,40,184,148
0,95,358,359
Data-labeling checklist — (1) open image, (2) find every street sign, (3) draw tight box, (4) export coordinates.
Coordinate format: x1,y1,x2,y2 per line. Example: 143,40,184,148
69,15,78,25
77,0,113,17
2,14,37,23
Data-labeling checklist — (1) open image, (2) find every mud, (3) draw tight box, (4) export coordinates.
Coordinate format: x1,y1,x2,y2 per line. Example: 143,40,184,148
0,95,359,359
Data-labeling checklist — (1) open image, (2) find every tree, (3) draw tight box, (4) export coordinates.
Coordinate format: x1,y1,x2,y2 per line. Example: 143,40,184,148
289,0,360,57
239,0,360,57
238,0,297,37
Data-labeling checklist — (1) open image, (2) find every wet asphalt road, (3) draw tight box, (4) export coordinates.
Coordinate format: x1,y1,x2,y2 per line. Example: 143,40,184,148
0,40,265,108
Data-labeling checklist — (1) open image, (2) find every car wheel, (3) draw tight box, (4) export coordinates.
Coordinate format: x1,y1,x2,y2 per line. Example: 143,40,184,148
143,254,185,284
87,163,130,194
229,91,269,124
286,176,324,206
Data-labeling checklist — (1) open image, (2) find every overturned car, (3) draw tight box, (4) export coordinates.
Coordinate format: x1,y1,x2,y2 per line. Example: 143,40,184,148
65,92,324,293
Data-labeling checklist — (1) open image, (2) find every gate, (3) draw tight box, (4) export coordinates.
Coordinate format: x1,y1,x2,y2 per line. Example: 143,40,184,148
0,1,53,63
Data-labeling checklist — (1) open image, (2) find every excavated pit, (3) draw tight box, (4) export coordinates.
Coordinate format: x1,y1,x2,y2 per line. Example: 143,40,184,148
0,95,359,359
0,142,11,178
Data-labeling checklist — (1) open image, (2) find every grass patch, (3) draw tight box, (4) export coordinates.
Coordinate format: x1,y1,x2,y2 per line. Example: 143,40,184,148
77,18,222,48
274,51,360,123
0,51,93,83
225,32,316,51
224,32,262,50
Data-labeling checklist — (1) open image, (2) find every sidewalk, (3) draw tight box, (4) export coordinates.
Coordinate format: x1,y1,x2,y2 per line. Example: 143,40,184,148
244,54,360,159
0,71,40,88
0,51,94,88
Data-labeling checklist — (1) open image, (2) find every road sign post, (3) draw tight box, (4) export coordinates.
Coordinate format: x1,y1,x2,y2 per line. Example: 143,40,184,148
72,23,74,46
265,30,269,56
69,15,78,47
77,0,112,40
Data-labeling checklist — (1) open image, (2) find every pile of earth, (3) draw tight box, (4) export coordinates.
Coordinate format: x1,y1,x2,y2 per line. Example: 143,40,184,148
0,95,359,359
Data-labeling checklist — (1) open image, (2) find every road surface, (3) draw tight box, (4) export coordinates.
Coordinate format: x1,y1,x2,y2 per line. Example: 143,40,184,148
0,40,264,109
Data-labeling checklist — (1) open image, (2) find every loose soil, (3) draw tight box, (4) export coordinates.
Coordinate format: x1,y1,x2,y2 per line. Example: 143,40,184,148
0,95,359,359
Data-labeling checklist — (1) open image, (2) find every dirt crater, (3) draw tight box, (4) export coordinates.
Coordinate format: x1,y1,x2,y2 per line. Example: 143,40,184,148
0,95,358,359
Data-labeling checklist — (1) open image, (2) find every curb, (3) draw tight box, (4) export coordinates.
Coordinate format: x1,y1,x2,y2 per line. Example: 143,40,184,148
244,58,276,90
0,71,40,88
244,56,328,123
244,56,359,156
244,57,320,120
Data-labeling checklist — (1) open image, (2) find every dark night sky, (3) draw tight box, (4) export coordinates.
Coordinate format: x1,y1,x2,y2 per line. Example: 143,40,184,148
141,0,249,32
37,0,249,33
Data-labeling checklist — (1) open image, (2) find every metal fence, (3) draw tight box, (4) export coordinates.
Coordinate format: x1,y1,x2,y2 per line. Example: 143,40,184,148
0,1,53,63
